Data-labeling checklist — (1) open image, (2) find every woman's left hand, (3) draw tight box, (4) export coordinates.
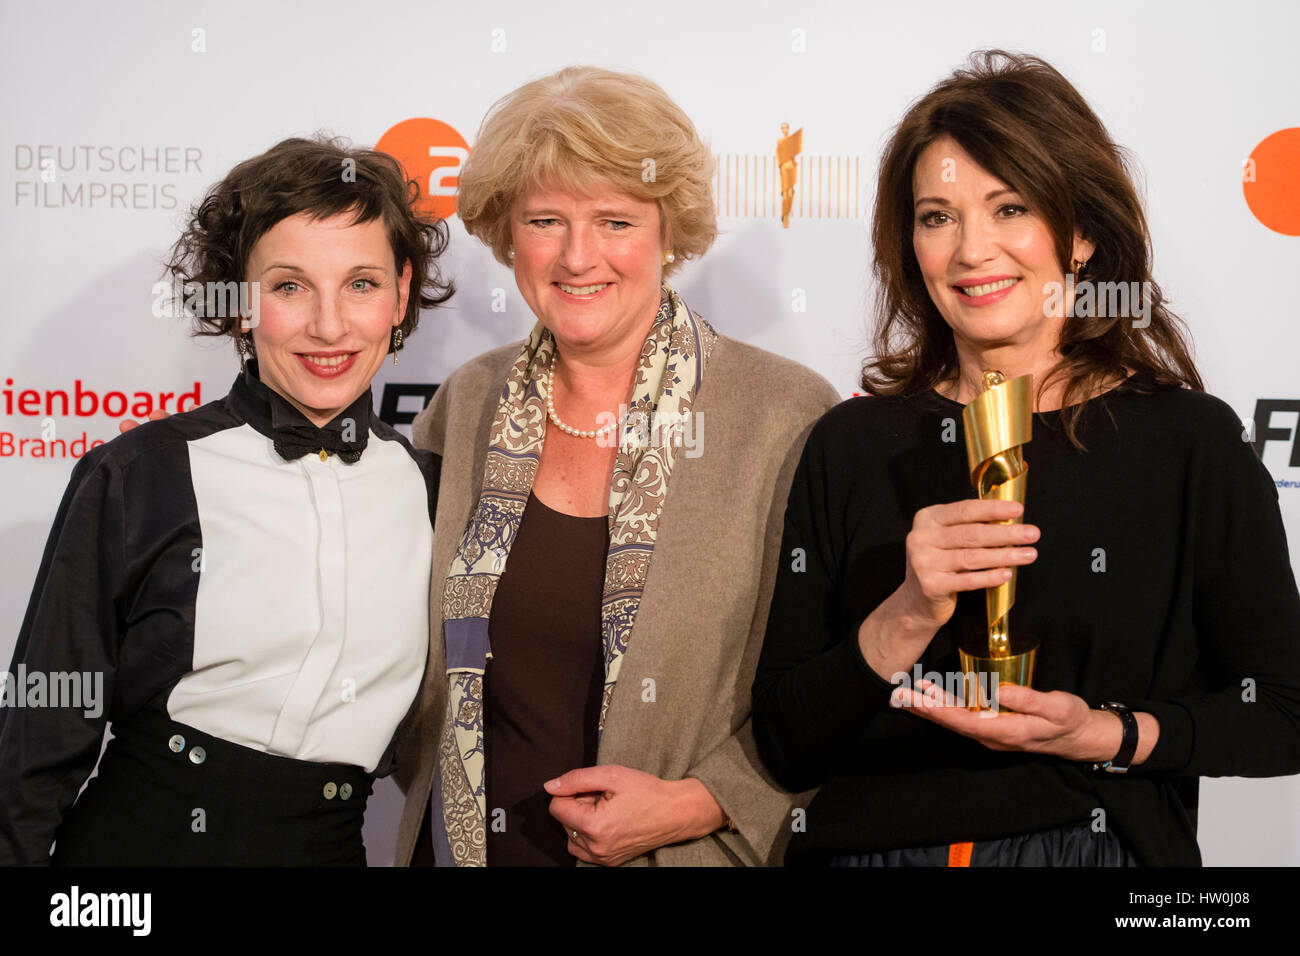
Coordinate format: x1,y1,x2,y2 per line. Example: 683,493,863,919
891,680,1146,764
545,765,726,866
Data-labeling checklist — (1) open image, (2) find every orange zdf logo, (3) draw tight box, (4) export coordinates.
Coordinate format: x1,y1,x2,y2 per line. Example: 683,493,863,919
376,118,469,219
1243,127,1300,236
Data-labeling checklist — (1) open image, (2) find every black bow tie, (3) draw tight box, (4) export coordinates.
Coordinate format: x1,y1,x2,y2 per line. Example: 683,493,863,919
230,361,374,464
272,423,367,464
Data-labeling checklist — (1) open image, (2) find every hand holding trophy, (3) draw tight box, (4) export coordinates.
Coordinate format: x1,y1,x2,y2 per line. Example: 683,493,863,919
959,370,1037,711
890,372,1140,763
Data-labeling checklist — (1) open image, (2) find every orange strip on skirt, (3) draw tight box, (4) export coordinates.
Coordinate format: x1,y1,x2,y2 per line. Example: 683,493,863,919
947,842,973,867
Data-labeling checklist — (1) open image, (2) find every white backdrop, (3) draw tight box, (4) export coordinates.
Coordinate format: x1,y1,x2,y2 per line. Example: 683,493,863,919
2,0,1297,865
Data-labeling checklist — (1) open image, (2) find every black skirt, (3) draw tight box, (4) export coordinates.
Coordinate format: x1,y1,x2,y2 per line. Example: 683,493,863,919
52,710,373,866
829,819,1137,867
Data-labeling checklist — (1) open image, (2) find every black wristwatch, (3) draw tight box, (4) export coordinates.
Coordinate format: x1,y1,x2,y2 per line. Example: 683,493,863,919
1092,701,1139,773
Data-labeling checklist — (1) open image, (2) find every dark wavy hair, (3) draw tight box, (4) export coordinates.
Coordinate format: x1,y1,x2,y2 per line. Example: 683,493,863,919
164,134,454,358
863,50,1202,448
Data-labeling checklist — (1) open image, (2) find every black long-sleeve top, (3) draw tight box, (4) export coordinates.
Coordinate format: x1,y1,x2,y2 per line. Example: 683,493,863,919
0,364,438,866
751,375,1300,866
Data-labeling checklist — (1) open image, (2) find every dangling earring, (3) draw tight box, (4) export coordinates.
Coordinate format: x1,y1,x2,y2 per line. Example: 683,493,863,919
391,327,403,365
236,334,251,371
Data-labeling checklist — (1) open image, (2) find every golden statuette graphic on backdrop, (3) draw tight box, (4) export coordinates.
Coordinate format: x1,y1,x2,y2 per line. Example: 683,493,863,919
958,370,1037,709
777,122,802,228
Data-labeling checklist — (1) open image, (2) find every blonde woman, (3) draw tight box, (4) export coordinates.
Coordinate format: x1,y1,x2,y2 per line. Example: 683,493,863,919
395,66,839,866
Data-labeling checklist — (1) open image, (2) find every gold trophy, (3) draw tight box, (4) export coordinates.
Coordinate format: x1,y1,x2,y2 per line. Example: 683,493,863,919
958,371,1037,710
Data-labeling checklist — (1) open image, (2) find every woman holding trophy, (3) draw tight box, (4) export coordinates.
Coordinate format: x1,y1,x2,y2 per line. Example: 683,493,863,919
752,51,1300,866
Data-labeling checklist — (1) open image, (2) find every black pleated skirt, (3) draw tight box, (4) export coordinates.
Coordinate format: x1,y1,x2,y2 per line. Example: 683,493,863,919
52,710,373,866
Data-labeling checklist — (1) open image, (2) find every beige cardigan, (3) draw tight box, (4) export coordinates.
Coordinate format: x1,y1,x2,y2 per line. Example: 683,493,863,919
392,333,839,865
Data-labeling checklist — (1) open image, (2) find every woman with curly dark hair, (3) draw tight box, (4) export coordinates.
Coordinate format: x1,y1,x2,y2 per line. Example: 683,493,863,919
752,51,1300,866
0,135,454,866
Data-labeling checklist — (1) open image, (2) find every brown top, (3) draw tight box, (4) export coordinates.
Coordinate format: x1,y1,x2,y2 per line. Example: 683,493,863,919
396,334,841,867
484,491,607,866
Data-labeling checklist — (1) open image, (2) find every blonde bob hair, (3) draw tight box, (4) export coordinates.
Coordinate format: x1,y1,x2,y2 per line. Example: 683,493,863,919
457,66,716,277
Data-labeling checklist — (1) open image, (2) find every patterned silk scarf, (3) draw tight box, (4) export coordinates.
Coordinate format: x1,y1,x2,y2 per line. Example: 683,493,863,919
433,284,717,866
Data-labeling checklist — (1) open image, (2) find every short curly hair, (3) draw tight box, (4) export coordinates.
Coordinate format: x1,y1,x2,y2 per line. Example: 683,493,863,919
457,66,716,277
164,134,454,357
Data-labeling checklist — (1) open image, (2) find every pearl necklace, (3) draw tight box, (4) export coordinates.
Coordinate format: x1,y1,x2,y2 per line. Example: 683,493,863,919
546,365,615,439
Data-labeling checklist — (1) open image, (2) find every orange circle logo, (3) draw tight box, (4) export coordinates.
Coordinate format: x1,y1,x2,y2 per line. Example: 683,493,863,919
1243,128,1300,236
376,118,470,220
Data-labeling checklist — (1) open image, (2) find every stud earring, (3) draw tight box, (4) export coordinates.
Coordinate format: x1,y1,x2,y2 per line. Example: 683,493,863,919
663,250,676,265
507,249,515,262
392,327,404,365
